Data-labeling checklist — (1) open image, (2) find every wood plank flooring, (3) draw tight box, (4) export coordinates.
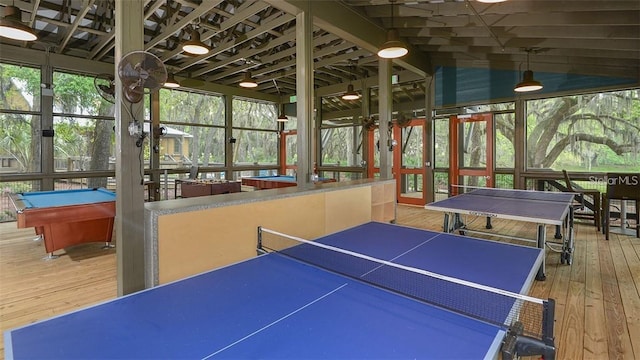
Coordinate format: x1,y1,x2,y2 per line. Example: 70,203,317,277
0,205,638,359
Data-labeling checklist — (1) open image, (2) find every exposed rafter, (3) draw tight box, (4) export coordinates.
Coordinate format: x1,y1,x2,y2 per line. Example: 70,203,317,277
0,0,636,110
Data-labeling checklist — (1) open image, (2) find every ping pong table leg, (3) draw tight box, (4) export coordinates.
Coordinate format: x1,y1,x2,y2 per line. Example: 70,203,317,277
443,213,464,233
536,224,546,281
554,225,562,239
453,213,465,230
443,213,451,232
563,206,575,265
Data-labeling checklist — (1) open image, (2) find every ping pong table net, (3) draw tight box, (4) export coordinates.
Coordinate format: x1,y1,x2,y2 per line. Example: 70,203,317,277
461,187,572,203
258,226,557,360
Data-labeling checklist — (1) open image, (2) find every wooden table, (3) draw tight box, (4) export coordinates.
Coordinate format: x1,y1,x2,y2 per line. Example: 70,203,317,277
176,179,241,198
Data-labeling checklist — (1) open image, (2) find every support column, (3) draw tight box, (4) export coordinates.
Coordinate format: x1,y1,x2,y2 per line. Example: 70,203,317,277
378,58,393,179
514,98,526,189
115,0,145,296
424,75,435,203
315,94,323,170
149,91,160,200
296,3,313,186
225,95,234,179
362,83,371,175
40,48,54,190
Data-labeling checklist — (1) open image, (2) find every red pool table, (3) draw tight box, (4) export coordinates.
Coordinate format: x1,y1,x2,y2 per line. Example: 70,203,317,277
10,188,116,258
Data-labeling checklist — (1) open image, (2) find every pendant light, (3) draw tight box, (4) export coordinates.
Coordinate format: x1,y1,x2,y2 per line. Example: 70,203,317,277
277,108,288,122
163,72,180,88
0,5,37,42
377,0,408,59
182,25,210,55
341,63,361,100
273,79,288,122
342,84,361,100
514,49,543,93
239,71,258,88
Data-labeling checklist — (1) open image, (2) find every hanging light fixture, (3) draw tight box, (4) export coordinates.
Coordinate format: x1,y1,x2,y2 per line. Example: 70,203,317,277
476,0,507,3
239,71,258,88
273,79,288,122
163,73,180,88
514,49,543,93
342,84,361,101
0,5,37,42
277,108,288,122
342,63,361,100
182,25,210,55
377,0,408,59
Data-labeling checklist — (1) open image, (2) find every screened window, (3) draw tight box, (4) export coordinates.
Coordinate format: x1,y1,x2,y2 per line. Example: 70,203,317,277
232,98,279,166
232,129,278,166
400,124,423,168
53,116,115,173
526,89,640,172
0,114,41,173
232,98,277,130
434,117,449,168
160,89,225,169
320,124,363,167
52,71,116,177
0,63,42,173
0,63,41,112
495,112,515,168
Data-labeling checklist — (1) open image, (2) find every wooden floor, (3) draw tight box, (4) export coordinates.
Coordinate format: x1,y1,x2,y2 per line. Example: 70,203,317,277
0,205,638,359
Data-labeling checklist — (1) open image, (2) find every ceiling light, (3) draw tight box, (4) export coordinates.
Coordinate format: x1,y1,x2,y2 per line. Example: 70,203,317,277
239,71,258,88
342,84,361,100
163,73,180,88
182,31,210,55
514,70,543,92
273,79,288,122
514,49,543,93
277,112,288,122
476,0,507,3
378,29,409,59
0,6,37,42
377,0,408,59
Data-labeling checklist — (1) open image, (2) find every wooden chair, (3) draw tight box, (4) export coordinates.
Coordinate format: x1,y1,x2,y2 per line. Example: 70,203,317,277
603,173,640,240
562,170,601,231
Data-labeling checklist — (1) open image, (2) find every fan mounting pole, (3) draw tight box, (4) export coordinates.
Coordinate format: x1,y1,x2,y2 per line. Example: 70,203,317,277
114,0,147,296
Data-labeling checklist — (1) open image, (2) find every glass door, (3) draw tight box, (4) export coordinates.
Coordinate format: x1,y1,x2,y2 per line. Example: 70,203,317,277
394,119,426,205
366,127,379,179
279,130,297,176
449,113,494,195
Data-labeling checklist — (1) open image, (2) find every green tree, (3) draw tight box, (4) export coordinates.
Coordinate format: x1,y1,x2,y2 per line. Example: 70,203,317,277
53,72,115,187
0,64,41,173
526,90,640,171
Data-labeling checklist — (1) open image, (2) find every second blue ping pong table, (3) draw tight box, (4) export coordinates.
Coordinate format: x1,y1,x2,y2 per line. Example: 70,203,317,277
5,222,556,359
425,187,576,280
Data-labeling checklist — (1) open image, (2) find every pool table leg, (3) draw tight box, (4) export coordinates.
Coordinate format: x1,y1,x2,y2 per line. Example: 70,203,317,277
43,253,60,260
33,228,44,242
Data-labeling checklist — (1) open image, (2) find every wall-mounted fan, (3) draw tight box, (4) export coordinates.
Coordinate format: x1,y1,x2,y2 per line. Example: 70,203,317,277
362,116,377,131
117,51,167,103
94,74,115,103
396,112,410,127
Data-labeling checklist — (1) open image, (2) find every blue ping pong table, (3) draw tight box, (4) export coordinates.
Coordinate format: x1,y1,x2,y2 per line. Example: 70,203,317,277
425,187,575,280
5,222,556,359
